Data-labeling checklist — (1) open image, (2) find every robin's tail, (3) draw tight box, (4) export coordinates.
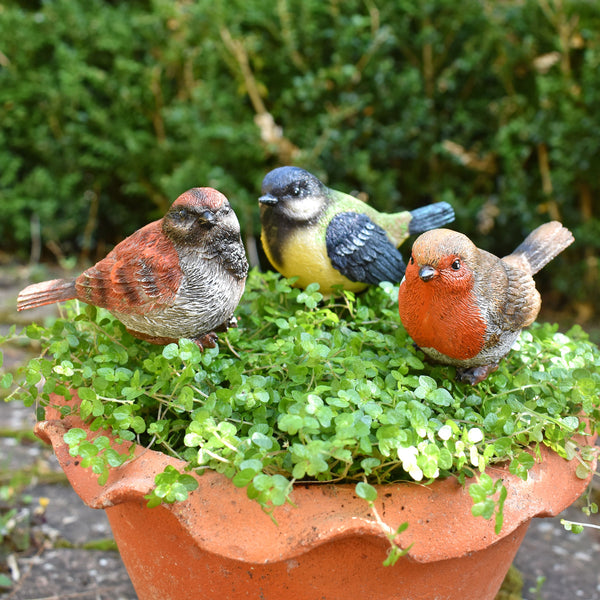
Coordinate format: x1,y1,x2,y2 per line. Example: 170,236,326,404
408,202,455,235
510,221,574,275
17,279,78,311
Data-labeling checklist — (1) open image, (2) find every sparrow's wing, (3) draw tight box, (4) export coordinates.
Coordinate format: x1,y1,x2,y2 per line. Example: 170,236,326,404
325,212,406,284
75,221,182,314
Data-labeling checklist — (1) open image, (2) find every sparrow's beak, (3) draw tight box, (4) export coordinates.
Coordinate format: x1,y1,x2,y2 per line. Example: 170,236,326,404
198,210,216,223
259,193,278,206
418,265,437,282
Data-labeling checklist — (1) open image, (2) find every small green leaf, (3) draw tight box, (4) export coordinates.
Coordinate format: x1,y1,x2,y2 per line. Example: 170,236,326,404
561,519,584,534
561,416,579,430
162,344,179,360
355,481,377,502
104,448,127,467
63,428,87,446
575,463,591,479
360,457,381,475
278,414,304,434
508,451,535,480
233,468,257,487
251,431,273,450
25,324,43,340
428,388,453,406
77,387,97,402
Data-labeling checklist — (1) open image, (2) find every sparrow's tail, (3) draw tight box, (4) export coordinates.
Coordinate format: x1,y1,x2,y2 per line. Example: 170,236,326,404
408,202,455,235
17,279,78,311
510,221,574,275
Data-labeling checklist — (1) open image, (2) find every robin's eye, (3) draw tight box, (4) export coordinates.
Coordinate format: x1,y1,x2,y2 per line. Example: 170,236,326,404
451,259,461,270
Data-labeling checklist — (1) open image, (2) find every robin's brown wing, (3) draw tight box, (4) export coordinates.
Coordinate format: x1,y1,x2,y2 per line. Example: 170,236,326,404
500,255,541,329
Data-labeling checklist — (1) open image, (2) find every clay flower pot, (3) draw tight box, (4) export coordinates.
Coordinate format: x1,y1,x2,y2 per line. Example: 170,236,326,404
35,394,595,600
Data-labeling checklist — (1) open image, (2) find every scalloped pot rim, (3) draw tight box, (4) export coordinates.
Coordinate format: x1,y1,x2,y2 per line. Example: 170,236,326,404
35,392,596,565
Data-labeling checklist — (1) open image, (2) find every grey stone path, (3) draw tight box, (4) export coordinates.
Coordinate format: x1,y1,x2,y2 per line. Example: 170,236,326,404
0,403,137,600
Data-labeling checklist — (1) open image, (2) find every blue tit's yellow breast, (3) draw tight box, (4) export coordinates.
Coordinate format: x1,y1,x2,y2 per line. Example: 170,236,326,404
262,225,367,294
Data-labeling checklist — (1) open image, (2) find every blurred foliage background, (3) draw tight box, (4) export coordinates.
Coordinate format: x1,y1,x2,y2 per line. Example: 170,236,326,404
0,0,598,325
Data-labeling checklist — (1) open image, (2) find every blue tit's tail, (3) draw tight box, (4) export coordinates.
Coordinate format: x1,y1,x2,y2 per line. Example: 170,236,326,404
408,202,455,235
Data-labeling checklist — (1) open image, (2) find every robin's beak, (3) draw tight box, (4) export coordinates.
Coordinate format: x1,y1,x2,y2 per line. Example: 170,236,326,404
259,193,278,206
419,265,437,282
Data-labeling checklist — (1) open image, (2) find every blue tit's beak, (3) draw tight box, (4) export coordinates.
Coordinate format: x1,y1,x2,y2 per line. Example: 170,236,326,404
259,193,278,206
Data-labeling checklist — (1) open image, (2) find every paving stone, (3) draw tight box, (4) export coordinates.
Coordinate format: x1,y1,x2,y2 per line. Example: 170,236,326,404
8,549,136,600
513,501,600,600
25,482,114,548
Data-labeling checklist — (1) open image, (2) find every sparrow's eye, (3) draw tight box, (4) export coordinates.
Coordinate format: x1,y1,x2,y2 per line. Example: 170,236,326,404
451,259,461,270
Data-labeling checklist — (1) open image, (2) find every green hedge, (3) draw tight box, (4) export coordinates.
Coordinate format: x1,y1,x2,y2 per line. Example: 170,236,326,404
1,0,599,308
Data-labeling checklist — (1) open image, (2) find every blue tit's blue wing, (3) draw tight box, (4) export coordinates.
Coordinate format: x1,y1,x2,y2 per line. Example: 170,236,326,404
325,212,406,284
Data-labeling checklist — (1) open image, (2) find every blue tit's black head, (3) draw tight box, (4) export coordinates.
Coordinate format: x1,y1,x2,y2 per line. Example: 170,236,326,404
259,166,327,208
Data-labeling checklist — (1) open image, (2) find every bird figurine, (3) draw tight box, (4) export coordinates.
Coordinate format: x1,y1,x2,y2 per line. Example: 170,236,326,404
17,188,249,349
259,166,455,295
398,222,574,384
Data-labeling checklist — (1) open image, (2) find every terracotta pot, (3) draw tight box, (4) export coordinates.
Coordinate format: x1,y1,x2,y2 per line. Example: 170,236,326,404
35,394,596,600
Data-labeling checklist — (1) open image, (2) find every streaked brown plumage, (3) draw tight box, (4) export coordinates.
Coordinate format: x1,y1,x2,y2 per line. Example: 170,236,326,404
17,188,249,348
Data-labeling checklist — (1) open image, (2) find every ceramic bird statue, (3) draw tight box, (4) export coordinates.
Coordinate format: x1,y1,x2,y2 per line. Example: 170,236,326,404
398,222,574,384
17,188,249,349
259,166,455,295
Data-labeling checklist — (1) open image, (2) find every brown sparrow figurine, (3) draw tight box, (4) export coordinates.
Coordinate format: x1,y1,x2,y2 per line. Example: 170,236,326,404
17,188,249,349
